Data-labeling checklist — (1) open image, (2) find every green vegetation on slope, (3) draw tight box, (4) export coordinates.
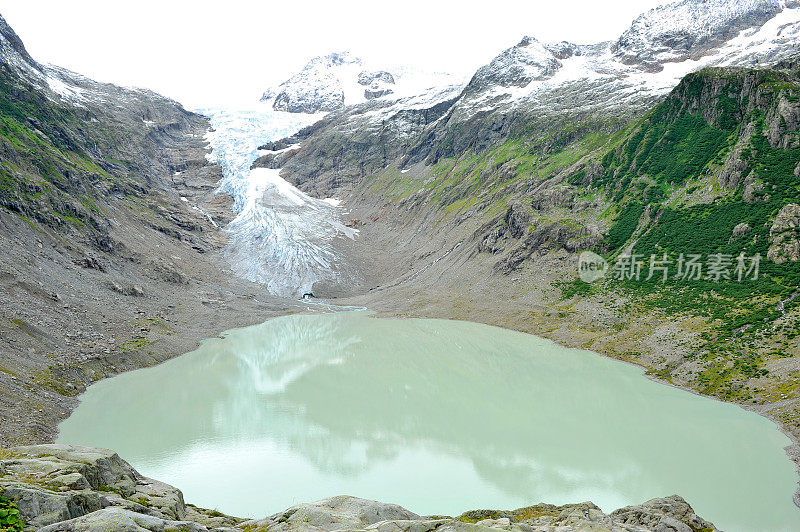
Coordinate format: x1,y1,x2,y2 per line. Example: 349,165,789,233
0,66,114,229
588,67,800,399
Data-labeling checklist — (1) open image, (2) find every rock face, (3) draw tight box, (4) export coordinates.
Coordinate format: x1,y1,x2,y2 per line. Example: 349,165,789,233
359,70,395,100
0,445,719,532
265,52,360,113
614,0,787,66
731,222,753,239
466,36,561,91
262,53,397,113
768,203,800,263
272,72,346,113
358,70,395,86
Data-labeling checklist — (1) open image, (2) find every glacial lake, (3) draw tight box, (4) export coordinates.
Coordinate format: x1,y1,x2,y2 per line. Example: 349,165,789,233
57,311,800,531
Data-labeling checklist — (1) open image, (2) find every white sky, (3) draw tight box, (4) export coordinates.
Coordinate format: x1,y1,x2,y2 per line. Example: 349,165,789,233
0,0,674,108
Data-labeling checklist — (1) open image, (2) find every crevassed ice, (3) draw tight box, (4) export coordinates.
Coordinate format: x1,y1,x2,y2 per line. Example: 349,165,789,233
199,105,356,298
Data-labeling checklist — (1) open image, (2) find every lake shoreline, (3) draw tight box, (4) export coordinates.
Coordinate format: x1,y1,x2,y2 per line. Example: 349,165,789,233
19,294,800,520
54,311,800,530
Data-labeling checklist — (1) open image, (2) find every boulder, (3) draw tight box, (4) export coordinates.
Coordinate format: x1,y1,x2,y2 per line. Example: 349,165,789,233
7,445,140,495
0,484,102,528
768,204,800,263
610,495,717,532
731,222,752,239
50,473,91,491
475,517,511,528
38,507,209,532
107,280,145,297
552,502,611,528
1,445,188,525
240,495,422,532
361,519,450,532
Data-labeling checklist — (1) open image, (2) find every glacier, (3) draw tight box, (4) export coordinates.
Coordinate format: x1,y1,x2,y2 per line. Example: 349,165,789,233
199,104,356,298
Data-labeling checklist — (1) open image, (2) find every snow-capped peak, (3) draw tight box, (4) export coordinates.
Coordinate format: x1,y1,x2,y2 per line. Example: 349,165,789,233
456,0,798,113
614,0,791,65
467,36,562,92
260,52,459,114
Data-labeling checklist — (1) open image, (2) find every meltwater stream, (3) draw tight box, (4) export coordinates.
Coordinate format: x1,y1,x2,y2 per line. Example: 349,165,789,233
200,105,356,297
58,312,800,532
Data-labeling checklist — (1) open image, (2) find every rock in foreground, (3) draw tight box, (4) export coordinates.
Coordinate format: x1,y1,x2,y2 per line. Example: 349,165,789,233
0,445,718,531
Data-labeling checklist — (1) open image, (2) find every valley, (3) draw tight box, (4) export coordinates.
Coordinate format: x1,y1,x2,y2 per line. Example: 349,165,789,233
1,0,800,530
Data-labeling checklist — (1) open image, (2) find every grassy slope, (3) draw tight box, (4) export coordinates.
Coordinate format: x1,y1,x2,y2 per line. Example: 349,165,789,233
0,63,124,234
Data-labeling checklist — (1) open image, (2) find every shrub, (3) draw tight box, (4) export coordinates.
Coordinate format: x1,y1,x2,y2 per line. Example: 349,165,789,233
0,496,25,532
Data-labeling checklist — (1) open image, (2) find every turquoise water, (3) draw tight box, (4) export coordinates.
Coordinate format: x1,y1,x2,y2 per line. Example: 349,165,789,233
57,312,800,531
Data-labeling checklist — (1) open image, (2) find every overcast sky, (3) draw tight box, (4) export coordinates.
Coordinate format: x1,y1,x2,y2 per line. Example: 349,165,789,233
0,0,673,108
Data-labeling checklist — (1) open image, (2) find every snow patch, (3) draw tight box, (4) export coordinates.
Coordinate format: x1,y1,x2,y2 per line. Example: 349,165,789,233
45,73,86,102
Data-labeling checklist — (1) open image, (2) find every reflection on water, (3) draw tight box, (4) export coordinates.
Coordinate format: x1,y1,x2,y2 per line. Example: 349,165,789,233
58,312,800,531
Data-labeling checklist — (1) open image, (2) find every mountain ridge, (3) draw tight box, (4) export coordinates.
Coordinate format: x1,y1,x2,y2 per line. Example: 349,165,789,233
262,0,799,201
0,11,299,447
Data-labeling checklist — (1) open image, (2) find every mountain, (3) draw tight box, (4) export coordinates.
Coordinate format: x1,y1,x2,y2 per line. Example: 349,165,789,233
0,13,295,445
0,2,798,529
259,51,462,113
1,0,798,459
267,0,800,199
257,0,800,452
